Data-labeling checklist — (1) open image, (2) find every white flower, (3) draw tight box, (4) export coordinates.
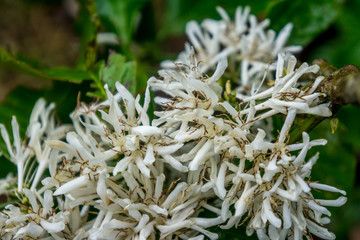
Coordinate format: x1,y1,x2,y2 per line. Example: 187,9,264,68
213,110,345,239
0,188,73,239
162,6,301,91
0,99,71,193
0,6,348,240
0,117,31,192
0,173,16,196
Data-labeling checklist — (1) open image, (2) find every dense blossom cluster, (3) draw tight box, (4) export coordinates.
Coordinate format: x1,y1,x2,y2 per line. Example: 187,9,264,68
0,6,346,240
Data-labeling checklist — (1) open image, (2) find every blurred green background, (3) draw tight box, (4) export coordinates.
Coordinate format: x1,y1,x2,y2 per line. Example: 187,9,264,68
0,0,359,239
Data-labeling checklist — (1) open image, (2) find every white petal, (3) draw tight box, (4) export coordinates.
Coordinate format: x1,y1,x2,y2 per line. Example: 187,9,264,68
278,108,296,143
154,174,165,200
256,228,270,240
307,200,331,216
163,154,188,172
40,219,65,233
113,156,132,176
294,174,311,193
144,144,155,165
155,143,184,155
149,205,168,216
105,219,135,229
134,214,150,233
132,126,162,137
216,162,227,199
136,155,151,178
309,182,346,195
53,175,89,196
43,190,54,215
189,140,213,171
283,201,292,229
306,219,335,240
263,193,282,228
162,182,187,209
219,101,238,118
23,188,39,213
208,58,227,83
268,225,280,240
315,196,347,207
15,222,44,238
115,82,136,121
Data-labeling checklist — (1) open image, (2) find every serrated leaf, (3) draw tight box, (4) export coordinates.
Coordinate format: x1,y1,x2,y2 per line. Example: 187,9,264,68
102,54,136,95
87,60,106,99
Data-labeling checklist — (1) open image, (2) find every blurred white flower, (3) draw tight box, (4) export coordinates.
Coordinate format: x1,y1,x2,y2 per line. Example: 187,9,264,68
162,6,301,92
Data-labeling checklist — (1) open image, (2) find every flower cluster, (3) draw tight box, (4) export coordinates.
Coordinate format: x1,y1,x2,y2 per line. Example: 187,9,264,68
161,6,301,94
0,6,346,240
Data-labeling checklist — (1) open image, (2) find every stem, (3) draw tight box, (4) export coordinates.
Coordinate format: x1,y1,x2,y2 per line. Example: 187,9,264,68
17,160,24,192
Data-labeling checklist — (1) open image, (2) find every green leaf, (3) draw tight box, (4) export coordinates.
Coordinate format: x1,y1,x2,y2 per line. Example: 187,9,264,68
102,54,137,94
287,108,358,239
87,54,138,99
41,67,92,82
0,47,91,83
87,60,106,99
307,0,360,68
75,0,100,68
266,0,344,46
95,0,148,48
333,187,360,238
309,107,358,195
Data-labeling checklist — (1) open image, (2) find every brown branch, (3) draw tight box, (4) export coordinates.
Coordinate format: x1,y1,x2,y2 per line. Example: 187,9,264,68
289,59,360,143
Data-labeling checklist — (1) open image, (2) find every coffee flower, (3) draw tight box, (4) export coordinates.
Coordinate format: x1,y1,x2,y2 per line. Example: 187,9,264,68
162,6,301,91
0,6,347,240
